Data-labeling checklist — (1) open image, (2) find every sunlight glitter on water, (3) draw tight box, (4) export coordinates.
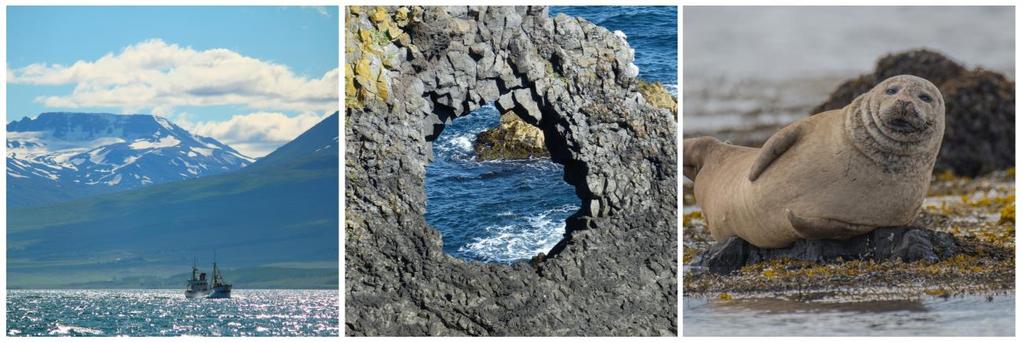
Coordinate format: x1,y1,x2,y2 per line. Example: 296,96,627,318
7,289,338,337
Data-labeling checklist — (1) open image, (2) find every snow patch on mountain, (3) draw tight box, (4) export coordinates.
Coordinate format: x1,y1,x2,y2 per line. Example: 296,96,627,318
7,112,255,208
128,136,180,149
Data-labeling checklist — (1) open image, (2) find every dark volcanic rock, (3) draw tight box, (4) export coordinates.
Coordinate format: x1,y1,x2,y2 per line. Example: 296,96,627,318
939,70,1016,176
811,49,1015,177
346,6,677,336
691,227,959,275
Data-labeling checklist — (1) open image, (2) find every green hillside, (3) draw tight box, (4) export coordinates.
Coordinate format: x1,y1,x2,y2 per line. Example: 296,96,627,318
7,113,339,289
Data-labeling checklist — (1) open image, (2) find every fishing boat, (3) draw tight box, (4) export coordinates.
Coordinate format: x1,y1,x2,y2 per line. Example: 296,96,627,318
184,256,232,299
184,258,210,299
207,258,233,299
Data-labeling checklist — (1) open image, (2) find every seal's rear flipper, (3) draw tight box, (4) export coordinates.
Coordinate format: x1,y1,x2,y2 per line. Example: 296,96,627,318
786,209,874,240
683,136,722,180
749,125,802,182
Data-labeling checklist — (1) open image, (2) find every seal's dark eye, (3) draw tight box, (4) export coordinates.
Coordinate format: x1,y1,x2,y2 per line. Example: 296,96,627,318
918,94,933,103
885,87,898,95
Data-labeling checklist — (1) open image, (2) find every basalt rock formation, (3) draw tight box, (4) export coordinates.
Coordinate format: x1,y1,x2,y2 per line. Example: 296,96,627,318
345,6,677,336
811,49,1015,177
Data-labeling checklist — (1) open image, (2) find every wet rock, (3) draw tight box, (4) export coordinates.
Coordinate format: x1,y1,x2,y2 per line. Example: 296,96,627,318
938,70,1016,177
811,49,1015,177
346,6,676,336
474,111,548,161
691,226,958,275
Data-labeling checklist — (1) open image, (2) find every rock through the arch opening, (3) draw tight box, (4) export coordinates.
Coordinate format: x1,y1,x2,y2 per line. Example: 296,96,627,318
425,105,579,263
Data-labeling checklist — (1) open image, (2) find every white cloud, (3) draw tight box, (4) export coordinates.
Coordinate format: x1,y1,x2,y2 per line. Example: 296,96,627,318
178,111,328,158
9,39,338,115
312,6,331,17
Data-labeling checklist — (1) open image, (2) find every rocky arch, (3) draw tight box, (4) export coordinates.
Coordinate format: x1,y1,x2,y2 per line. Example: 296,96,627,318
346,6,676,335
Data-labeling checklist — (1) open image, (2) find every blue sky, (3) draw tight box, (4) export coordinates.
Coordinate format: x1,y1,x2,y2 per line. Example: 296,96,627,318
7,6,339,156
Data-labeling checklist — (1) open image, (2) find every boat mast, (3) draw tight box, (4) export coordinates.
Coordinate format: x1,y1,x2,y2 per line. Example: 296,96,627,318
212,251,220,286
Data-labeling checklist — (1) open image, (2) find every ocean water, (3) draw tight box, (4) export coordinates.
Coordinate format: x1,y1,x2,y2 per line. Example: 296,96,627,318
684,294,1015,336
425,6,677,263
425,106,579,263
7,289,338,336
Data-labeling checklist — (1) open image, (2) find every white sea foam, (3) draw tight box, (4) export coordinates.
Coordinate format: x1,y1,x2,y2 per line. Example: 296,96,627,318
460,204,580,263
49,324,103,336
449,135,473,153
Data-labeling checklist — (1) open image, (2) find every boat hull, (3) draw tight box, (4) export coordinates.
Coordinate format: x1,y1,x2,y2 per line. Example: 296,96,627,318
207,286,232,299
185,289,210,299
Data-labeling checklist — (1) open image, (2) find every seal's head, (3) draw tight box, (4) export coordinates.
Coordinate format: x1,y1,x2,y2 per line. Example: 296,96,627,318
845,75,945,170
870,75,945,141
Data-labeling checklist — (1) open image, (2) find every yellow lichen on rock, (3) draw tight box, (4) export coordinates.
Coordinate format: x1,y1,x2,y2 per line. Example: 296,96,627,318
637,79,677,116
410,6,423,23
386,25,403,40
924,288,949,297
353,57,379,103
683,211,703,227
682,246,698,264
394,7,411,27
355,58,372,85
345,64,357,100
999,201,1015,225
935,169,958,182
370,7,388,24
962,193,1014,209
359,28,373,46
346,7,400,109
375,71,389,100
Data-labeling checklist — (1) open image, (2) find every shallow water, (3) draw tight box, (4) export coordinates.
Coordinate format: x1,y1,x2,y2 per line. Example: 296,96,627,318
7,289,338,336
683,294,1014,336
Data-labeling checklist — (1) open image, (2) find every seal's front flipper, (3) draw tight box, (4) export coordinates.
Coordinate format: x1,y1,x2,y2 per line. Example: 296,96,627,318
748,125,801,182
786,209,874,240
683,136,722,180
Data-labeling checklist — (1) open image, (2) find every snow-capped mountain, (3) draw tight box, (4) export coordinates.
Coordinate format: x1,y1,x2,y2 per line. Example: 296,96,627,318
7,112,253,208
